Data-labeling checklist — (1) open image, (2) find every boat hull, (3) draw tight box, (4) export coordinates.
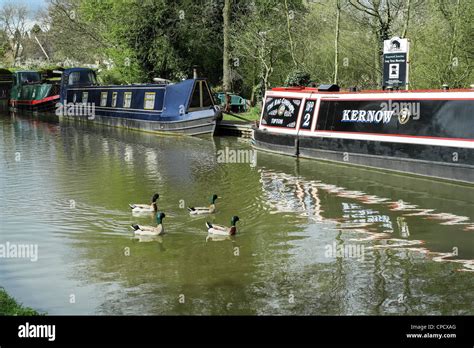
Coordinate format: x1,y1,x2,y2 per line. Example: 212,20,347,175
253,129,473,184
59,113,217,136
9,96,60,112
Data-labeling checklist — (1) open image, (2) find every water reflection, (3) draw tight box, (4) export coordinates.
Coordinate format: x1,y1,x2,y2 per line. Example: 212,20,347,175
0,112,473,316
258,165,474,272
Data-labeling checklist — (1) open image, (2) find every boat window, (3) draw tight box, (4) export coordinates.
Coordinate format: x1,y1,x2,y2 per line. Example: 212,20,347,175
144,92,156,110
68,72,81,85
190,82,201,109
68,70,97,85
100,92,108,106
19,72,41,84
123,92,132,108
202,82,214,107
88,71,97,85
112,92,118,107
82,92,88,104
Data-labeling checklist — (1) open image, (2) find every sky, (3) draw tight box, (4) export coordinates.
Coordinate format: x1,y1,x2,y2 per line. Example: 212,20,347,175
0,0,47,15
0,0,47,30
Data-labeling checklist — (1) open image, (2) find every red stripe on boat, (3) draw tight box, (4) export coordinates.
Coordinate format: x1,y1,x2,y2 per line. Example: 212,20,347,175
10,95,59,105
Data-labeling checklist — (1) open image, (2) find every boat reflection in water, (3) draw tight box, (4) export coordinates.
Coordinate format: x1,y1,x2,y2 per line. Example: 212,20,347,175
257,152,474,273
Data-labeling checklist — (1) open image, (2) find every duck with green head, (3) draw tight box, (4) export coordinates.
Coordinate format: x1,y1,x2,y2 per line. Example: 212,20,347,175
206,216,239,236
131,212,166,236
188,194,219,215
129,193,159,214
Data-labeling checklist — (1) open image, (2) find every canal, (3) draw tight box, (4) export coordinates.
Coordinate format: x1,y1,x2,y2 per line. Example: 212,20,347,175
0,109,473,315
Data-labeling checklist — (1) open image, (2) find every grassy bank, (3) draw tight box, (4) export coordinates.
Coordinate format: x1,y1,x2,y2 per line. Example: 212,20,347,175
0,287,40,315
222,106,261,122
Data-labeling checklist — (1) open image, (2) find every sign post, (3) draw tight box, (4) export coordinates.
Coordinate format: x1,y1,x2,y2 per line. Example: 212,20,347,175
383,37,410,90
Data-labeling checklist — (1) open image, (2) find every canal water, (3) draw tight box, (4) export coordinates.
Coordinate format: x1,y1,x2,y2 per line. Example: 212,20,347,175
0,109,473,315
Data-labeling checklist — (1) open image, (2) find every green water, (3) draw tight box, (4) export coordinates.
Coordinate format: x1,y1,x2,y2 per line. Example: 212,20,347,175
0,109,473,315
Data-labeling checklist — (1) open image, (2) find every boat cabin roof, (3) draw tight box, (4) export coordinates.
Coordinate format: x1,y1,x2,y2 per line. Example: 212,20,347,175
14,70,40,74
271,86,474,94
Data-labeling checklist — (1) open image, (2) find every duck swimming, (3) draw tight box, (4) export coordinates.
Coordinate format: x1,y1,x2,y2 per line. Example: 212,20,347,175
188,194,219,215
206,216,239,236
131,212,166,236
129,193,159,213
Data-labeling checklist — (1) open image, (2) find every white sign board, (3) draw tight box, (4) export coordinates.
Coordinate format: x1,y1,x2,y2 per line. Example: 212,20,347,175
383,37,409,54
383,37,410,89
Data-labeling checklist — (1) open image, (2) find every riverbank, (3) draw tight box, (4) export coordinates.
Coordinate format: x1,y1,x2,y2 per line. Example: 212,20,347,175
222,106,260,121
0,287,40,315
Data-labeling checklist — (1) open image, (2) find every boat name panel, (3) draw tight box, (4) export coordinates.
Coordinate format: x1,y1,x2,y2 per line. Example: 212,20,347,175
261,97,301,128
316,99,472,140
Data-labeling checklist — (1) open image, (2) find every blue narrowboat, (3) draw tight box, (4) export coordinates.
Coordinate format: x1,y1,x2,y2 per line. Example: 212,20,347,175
58,68,221,136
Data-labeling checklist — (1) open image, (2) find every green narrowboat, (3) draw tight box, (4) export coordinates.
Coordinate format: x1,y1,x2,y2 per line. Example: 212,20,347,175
9,70,61,111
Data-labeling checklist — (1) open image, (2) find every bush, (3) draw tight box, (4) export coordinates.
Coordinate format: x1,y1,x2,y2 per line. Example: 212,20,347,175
0,287,40,316
284,70,311,87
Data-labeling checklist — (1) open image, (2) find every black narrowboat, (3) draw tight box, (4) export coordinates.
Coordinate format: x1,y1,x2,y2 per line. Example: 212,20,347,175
0,68,12,100
253,86,474,184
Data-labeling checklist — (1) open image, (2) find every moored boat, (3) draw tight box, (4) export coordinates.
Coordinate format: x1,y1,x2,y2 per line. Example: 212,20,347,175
0,68,13,100
253,86,474,184
9,70,61,111
58,68,221,136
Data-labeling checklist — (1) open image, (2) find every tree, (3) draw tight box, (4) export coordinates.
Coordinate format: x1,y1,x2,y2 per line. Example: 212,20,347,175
223,0,231,92
348,0,404,85
334,0,341,84
8,0,469,92
0,2,29,65
39,0,106,65
409,0,473,88
0,29,9,63
232,0,301,100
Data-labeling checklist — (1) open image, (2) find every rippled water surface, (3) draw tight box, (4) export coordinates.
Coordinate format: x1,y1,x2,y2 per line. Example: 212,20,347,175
0,109,473,315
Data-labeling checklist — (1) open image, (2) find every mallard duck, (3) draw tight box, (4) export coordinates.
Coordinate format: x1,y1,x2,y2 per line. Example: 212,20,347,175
131,212,166,236
129,193,159,213
206,216,239,236
188,194,219,215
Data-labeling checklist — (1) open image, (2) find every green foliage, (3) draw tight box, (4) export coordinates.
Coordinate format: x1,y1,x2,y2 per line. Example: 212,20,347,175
0,287,40,316
7,0,470,92
223,105,261,121
0,30,9,62
284,70,311,86
78,0,224,83
408,0,473,89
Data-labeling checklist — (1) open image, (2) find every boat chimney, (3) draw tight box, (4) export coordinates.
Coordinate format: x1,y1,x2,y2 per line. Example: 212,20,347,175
193,65,198,79
442,84,449,91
